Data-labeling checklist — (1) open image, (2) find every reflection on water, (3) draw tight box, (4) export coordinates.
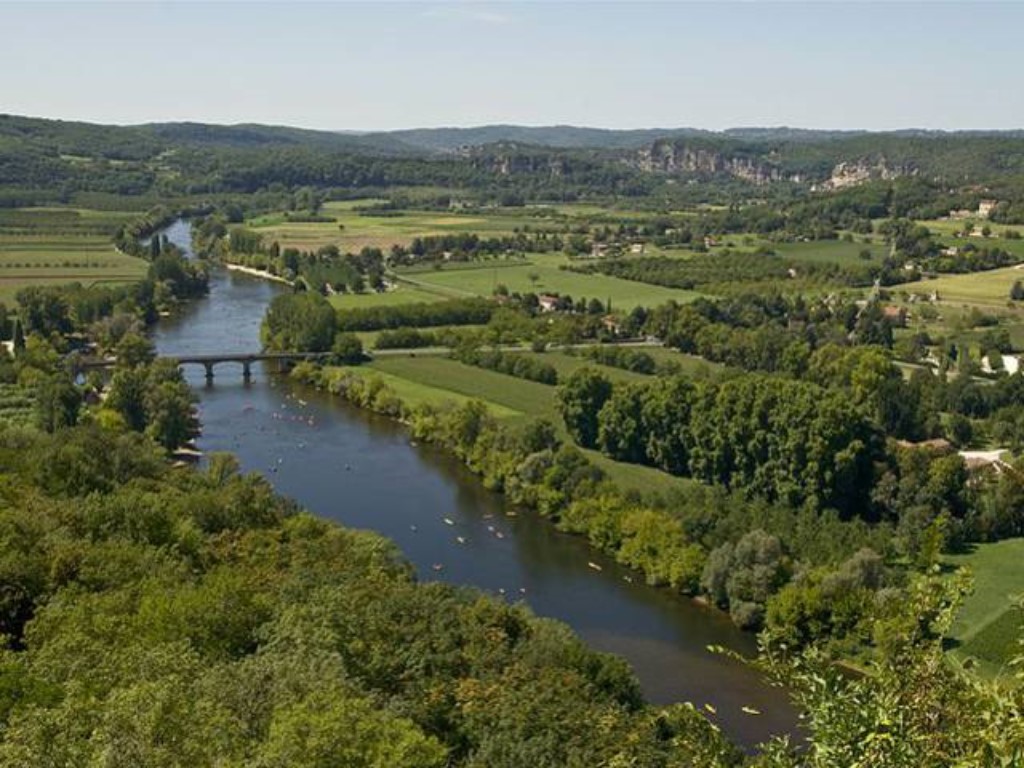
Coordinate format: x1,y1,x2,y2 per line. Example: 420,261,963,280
152,223,798,749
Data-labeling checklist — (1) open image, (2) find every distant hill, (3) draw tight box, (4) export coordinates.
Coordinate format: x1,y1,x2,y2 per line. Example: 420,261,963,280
2,113,1023,205
373,125,710,152
144,122,418,155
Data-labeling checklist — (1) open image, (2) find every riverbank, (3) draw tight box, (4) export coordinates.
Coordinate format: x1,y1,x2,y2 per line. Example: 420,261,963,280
223,261,295,285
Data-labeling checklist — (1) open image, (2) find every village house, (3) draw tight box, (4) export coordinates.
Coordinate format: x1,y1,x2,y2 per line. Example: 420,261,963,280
882,305,908,327
978,199,999,219
537,294,560,313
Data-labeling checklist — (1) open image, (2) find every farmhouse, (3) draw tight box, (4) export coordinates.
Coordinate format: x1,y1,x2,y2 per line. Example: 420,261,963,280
978,199,999,219
537,294,560,313
881,305,908,327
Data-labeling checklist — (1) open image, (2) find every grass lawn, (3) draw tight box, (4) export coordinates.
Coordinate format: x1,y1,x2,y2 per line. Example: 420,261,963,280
397,252,703,309
946,538,1024,673
897,266,1024,309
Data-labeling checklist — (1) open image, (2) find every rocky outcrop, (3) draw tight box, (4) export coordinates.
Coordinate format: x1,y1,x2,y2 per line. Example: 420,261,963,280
632,141,793,185
813,158,916,191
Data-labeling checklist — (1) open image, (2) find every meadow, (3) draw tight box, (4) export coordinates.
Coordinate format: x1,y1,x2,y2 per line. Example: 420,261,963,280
396,252,703,308
945,538,1024,673
248,200,568,253
897,265,1023,309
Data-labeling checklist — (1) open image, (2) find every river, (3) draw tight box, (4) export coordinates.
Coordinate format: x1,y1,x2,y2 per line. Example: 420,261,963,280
151,219,797,749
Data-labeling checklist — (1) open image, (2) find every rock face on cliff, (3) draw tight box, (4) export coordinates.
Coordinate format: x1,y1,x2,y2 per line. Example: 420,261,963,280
628,139,920,189
634,141,793,184
814,158,916,190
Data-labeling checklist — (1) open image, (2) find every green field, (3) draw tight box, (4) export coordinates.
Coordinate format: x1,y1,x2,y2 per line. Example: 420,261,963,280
395,252,702,309
362,354,699,495
0,208,147,303
898,266,1024,309
249,201,565,254
329,283,449,309
946,538,1024,673
773,238,889,266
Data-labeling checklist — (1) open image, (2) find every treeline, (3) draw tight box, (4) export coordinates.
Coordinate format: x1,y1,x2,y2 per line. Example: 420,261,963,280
389,230,563,265
335,296,496,332
579,345,658,374
573,251,870,294
557,369,878,514
450,347,559,385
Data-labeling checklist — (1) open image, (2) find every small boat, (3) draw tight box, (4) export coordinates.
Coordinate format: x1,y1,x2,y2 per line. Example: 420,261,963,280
518,587,527,594
741,706,762,716
410,525,418,532
443,517,455,526
486,525,495,532
587,561,603,572
498,588,506,595
456,536,466,544
704,704,717,715
505,511,518,517
495,532,505,539
431,563,444,572
409,440,418,447
623,575,633,583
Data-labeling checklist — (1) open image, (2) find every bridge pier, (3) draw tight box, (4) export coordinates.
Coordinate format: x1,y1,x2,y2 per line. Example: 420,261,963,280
242,361,252,382
203,362,214,383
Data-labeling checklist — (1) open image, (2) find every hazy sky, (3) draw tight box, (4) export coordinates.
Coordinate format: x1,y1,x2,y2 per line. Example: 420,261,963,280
1,1,1021,131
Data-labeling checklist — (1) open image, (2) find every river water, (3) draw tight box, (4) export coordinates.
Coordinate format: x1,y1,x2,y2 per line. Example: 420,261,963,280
151,219,797,749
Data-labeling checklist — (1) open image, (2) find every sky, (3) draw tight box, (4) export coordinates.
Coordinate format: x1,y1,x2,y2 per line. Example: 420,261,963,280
1,1,1022,132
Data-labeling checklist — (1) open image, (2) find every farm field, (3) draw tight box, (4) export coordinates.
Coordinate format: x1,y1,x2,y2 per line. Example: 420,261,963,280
499,350,650,385
946,538,1024,674
248,200,568,253
396,252,703,308
328,282,450,309
0,207,147,302
362,355,697,495
772,237,889,266
0,384,34,428
897,266,1024,309
0,236,147,303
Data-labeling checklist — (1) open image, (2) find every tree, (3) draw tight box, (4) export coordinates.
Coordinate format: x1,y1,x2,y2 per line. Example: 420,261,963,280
331,333,364,365
11,319,25,355
556,368,612,448
34,375,81,432
144,379,199,451
106,367,149,431
262,292,337,352
1011,280,1024,301
115,332,155,369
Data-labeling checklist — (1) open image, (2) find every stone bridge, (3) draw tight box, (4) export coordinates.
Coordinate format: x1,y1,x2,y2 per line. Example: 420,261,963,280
77,351,331,382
